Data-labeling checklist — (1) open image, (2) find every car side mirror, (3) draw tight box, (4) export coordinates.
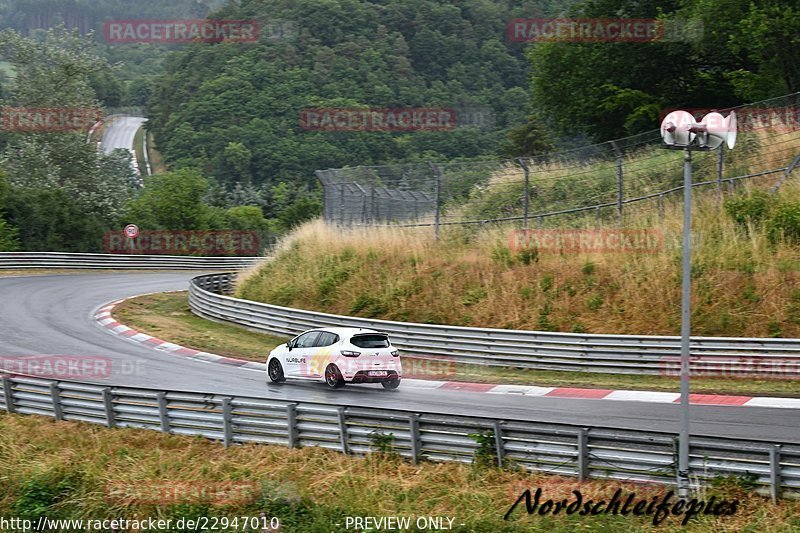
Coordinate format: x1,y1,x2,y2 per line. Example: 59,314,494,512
286,341,293,351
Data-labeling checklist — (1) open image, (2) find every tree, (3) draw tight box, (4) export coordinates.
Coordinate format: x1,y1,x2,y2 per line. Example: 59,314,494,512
0,217,18,251
0,27,135,221
225,205,268,231
3,187,107,252
500,116,554,157
123,169,215,230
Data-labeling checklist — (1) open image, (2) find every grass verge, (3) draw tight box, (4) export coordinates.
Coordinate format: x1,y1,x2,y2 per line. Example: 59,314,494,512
145,131,167,174
114,292,800,397
112,292,287,360
1,412,798,532
133,125,147,177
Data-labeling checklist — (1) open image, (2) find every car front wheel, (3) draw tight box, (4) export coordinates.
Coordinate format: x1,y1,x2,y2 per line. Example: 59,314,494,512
268,358,285,383
325,364,345,389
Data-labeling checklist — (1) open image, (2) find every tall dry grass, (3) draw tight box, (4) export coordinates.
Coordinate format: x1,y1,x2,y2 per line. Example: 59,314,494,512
238,157,800,337
1,413,798,531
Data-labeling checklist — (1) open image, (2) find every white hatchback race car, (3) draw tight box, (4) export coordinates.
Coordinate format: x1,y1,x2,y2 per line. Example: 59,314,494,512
267,327,402,389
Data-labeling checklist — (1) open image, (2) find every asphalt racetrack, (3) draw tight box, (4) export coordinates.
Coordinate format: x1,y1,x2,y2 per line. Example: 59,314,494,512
0,273,797,443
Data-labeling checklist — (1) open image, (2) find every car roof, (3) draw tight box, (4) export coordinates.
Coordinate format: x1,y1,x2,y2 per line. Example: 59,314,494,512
302,327,386,337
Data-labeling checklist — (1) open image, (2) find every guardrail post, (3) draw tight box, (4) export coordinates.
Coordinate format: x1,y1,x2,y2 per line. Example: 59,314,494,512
222,397,233,448
658,194,665,224
409,414,421,464
286,404,298,448
156,392,170,433
769,445,782,504
494,420,504,468
2,376,14,414
577,428,589,481
49,382,63,421
101,387,115,428
673,436,681,490
337,407,349,455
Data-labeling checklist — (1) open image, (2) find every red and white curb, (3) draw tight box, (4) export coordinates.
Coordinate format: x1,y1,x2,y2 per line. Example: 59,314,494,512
94,298,266,372
94,299,800,409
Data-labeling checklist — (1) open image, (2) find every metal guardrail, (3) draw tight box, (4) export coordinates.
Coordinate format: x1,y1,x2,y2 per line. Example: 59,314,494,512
0,252,263,270
1,372,797,501
190,273,800,377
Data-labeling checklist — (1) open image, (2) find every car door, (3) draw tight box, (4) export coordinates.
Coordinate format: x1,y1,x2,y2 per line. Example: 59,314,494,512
284,331,320,378
305,331,340,378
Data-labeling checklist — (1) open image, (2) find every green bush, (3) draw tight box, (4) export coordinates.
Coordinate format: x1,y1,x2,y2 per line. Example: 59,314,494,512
767,201,800,244
0,216,19,251
14,471,79,521
724,191,771,228
490,243,515,268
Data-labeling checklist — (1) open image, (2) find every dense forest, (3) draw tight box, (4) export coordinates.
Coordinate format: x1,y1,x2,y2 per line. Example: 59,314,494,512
0,0,797,252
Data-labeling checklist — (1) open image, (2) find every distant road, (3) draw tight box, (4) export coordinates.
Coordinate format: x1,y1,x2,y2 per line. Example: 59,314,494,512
101,115,147,177
101,115,146,154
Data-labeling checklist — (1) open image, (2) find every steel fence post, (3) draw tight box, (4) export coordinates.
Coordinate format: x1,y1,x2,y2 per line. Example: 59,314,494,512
222,397,233,448
578,428,589,481
49,382,63,421
339,182,345,225
494,420,505,468
612,141,623,223
518,158,530,230
429,162,442,240
101,387,115,428
717,146,724,204
337,406,349,454
156,392,170,433
770,445,782,503
286,403,298,448
1,376,14,414
409,414,421,464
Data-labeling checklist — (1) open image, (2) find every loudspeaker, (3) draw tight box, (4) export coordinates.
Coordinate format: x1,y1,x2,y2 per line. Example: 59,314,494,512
660,110,696,147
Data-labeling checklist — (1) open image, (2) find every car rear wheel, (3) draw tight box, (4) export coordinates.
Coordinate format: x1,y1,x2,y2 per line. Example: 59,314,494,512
268,358,285,383
381,377,401,390
325,364,345,389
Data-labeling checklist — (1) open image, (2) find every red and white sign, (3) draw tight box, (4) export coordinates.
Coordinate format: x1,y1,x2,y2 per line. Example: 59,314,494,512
124,224,139,239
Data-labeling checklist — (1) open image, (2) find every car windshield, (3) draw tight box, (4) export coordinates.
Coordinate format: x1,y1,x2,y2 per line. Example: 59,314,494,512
350,334,390,349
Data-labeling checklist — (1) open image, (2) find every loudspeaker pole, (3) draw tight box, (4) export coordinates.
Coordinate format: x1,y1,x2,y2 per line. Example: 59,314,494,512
659,109,737,501
678,147,692,499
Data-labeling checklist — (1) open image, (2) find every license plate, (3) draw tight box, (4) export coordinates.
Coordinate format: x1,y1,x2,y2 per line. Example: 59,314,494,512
368,370,388,377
